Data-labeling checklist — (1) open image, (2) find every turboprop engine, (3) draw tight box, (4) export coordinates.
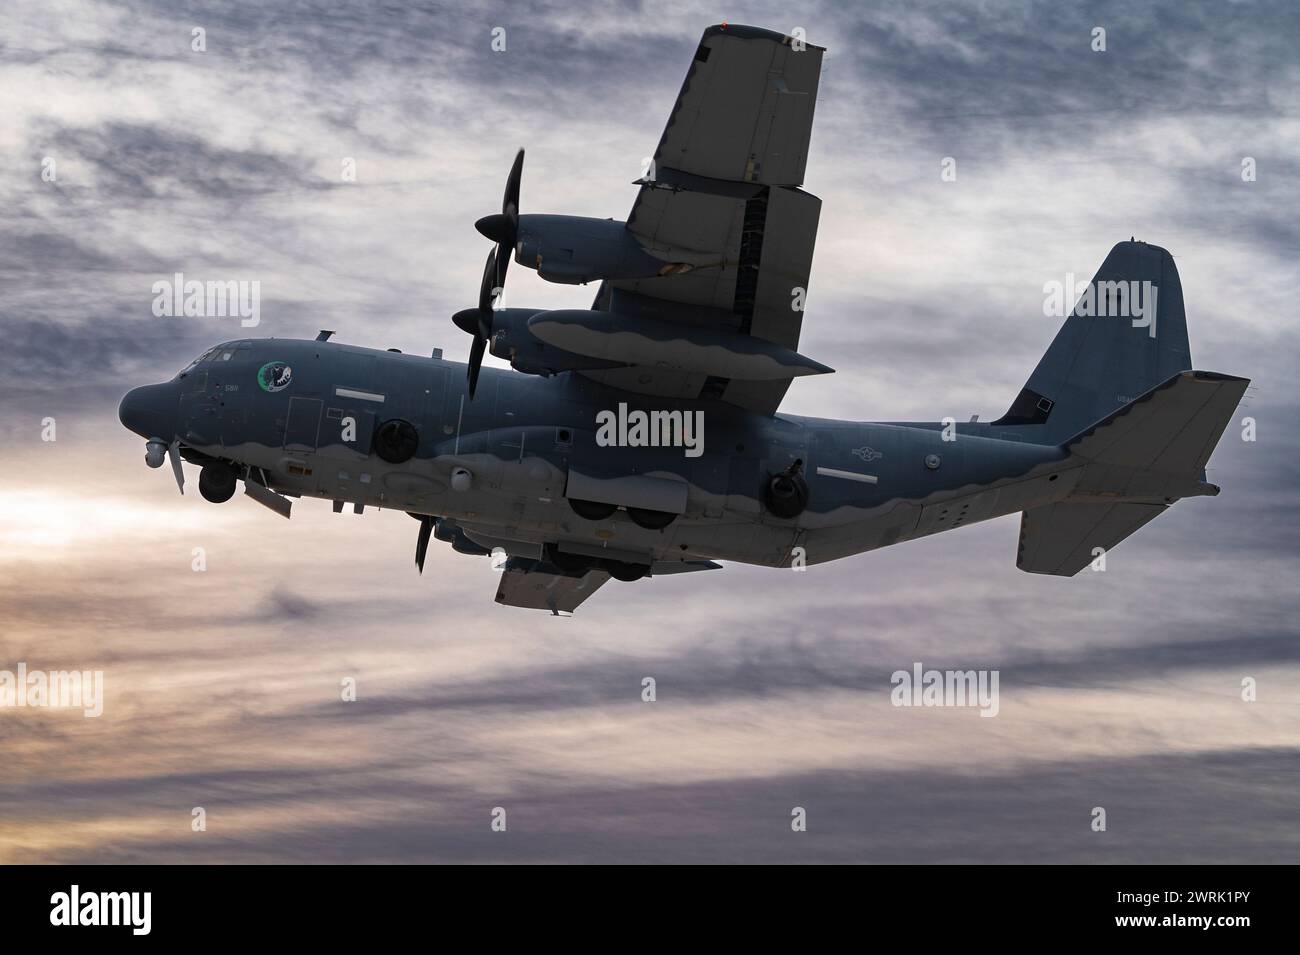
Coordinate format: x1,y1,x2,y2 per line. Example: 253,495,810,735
510,214,681,285
471,149,695,287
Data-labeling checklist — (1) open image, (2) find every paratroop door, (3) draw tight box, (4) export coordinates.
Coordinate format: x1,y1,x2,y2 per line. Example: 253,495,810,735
283,397,322,451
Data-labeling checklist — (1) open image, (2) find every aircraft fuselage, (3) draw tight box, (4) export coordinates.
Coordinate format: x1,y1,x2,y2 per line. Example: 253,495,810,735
120,336,1076,571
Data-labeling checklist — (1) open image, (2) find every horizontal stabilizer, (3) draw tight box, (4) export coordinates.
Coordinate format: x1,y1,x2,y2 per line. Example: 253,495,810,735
1019,369,1247,575
1017,501,1166,576
1064,370,1249,473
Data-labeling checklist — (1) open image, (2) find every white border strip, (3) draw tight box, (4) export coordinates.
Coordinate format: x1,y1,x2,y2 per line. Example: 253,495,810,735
816,466,878,484
335,387,385,403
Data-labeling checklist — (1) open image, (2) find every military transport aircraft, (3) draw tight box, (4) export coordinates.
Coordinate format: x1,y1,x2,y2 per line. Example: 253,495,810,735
119,24,1248,613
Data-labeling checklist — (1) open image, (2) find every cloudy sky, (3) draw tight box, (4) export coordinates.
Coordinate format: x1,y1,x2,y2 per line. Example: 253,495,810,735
1,0,1297,862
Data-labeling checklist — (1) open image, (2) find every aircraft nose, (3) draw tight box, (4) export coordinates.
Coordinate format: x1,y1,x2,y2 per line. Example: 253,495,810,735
118,383,177,440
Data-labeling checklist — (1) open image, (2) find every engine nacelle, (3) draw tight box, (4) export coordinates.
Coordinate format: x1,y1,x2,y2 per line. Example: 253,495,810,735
515,214,681,285
431,519,492,556
486,307,624,377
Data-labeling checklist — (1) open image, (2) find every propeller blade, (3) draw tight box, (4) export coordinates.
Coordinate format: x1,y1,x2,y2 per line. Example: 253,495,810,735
477,246,498,316
415,516,434,574
167,439,184,495
503,147,524,227
493,236,510,298
467,335,486,398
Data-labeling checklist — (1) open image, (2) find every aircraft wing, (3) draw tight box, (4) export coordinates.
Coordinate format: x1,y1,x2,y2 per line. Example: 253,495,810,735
490,555,723,613
494,558,610,614
427,516,722,613
585,24,825,415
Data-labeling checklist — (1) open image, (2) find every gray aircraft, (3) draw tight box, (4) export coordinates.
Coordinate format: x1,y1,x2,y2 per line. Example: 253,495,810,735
119,24,1248,613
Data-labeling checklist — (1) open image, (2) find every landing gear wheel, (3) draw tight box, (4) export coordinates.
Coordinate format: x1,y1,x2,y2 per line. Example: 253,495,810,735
605,560,649,583
568,498,617,521
199,462,237,503
627,507,676,530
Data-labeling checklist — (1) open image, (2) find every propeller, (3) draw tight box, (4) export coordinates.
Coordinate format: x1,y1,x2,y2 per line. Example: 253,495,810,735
475,147,524,253
452,149,523,399
452,248,505,398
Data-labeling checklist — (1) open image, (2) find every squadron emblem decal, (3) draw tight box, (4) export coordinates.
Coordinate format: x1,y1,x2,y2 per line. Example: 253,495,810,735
257,361,293,392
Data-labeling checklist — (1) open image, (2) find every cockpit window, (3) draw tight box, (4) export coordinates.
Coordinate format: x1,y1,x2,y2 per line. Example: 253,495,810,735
178,342,247,378
179,348,210,373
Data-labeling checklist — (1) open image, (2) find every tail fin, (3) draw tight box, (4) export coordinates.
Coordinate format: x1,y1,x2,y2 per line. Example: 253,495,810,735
1017,370,1249,575
994,240,1191,445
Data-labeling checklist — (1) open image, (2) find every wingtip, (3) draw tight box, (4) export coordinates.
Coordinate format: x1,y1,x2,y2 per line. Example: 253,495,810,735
702,23,826,50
